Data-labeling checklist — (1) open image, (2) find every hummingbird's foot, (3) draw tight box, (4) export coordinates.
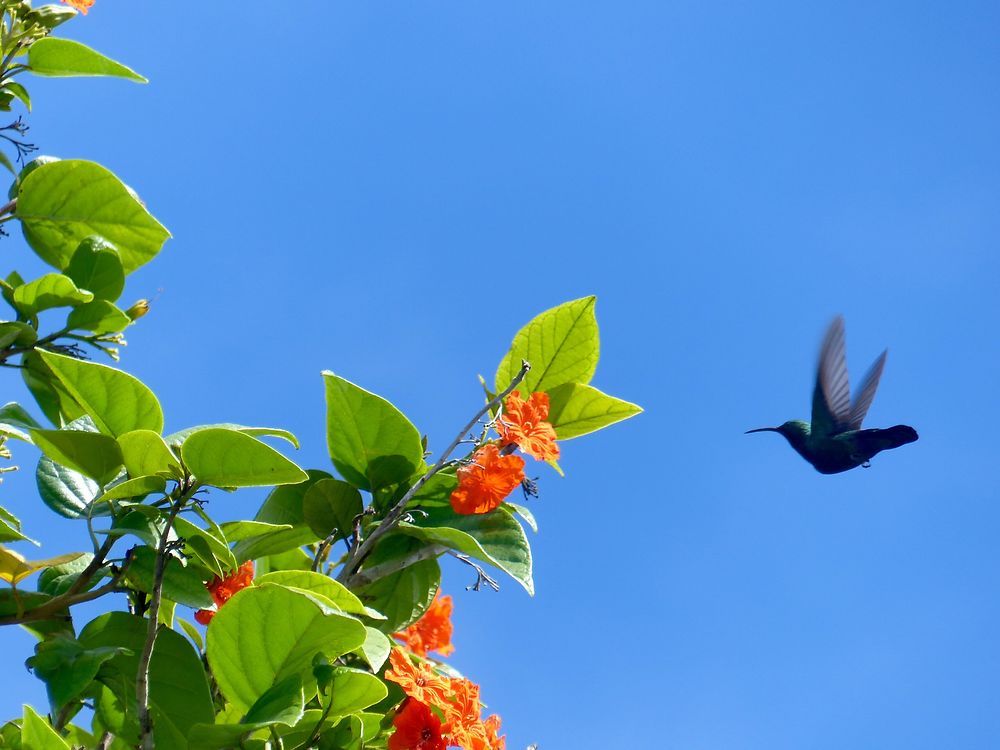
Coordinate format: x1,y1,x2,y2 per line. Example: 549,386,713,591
862,460,871,468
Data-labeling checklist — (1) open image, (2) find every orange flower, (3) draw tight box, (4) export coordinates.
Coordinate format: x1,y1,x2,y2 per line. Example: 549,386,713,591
450,445,524,515
389,699,447,750
441,678,505,750
394,591,455,658
496,390,559,462
61,0,94,13
384,648,453,708
194,560,254,625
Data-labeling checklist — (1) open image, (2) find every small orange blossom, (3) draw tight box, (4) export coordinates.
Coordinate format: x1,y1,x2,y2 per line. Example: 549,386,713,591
194,560,254,625
496,390,560,462
394,591,455,658
450,445,524,515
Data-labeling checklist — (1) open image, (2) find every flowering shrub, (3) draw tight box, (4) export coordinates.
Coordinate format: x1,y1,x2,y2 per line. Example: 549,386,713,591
0,2,641,748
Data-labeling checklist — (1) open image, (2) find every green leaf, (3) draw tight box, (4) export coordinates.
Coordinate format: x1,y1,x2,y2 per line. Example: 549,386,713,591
231,471,329,562
36,553,94,596
322,373,424,491
206,583,367,712
324,668,388,719
165,423,300,449
4,81,30,111
27,634,126,713
36,452,103,519
125,545,214,609
21,705,71,750
302,477,363,540
117,429,182,478
399,505,534,594
37,350,163,436
16,159,169,273
218,520,293,542
546,382,642,439
354,546,440,632
24,5,78,31
356,626,392,671
0,150,15,176
177,617,204,653
66,299,131,334
256,571,385,619
22,350,85,426
96,474,166,502
495,296,600,395
181,428,307,488
12,272,93,313
79,611,214,749
0,321,38,350
243,674,305,726
174,516,236,575
0,504,36,545
502,501,538,533
64,236,125,301
28,38,147,82
32,427,123,485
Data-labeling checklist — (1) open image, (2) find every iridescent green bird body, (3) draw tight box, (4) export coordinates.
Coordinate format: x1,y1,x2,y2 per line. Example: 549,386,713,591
748,316,918,474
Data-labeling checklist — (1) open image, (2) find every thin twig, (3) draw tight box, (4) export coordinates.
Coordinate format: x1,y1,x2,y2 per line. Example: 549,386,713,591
136,480,197,750
342,544,447,589
336,361,529,583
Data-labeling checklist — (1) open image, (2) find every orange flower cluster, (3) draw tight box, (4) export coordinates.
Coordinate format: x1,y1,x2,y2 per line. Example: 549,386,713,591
385,649,505,750
61,0,94,13
394,591,455,658
450,445,524,515
496,390,560,462
194,560,254,625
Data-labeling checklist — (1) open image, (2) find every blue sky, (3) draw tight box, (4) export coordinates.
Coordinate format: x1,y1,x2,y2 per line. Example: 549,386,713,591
2,1,999,747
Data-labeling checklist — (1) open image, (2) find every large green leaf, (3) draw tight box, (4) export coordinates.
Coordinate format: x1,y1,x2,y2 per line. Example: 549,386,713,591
302,477,363,540
32,427,123,485
37,350,163,436
165,423,300,449
36,449,108,520
398,506,534,594
495,296,599,395
36,553,94,596
66,300,131,334
28,38,147,82
16,159,169,273
206,583,367,712
12,273,93,313
64,236,125,301
322,373,423,491
117,429,182,478
547,382,642,439
79,611,214,749
256,570,384,619
231,471,329,562
181,428,307,487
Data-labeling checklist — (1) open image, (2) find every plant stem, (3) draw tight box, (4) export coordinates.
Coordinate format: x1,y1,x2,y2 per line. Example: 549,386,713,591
342,544,447,588
136,479,197,750
336,361,529,584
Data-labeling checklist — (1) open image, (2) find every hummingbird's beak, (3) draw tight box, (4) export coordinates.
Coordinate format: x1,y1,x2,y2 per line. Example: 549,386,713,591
745,427,779,434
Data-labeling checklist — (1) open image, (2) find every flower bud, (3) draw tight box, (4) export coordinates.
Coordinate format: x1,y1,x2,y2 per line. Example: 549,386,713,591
125,299,150,321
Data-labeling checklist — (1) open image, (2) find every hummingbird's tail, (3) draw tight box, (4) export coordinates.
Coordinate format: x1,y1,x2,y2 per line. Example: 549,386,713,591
855,424,919,457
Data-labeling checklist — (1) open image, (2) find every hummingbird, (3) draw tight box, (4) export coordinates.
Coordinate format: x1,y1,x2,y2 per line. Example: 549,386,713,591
746,316,918,474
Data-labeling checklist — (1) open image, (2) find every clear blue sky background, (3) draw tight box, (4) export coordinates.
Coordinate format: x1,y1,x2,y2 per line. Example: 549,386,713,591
1,2,999,747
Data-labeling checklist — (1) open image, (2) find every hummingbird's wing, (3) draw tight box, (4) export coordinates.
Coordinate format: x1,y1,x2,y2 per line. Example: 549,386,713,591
811,315,852,438
848,349,887,429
